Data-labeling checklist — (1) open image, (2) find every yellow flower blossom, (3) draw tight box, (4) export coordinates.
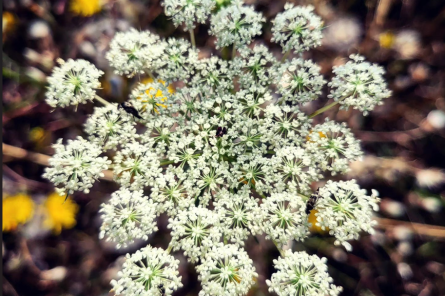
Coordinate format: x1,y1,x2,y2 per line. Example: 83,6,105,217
379,31,395,49
3,12,17,41
2,193,35,232
70,0,102,17
137,78,175,114
43,192,79,234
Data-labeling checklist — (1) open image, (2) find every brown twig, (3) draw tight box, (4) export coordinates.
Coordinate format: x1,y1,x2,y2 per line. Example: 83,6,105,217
375,217,445,239
2,143,114,181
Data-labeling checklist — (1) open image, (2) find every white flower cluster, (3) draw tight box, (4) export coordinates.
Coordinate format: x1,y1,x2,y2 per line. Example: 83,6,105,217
209,3,265,49
106,29,166,77
272,4,324,53
266,250,342,296
328,54,392,115
44,2,391,296
276,58,325,104
197,243,258,296
43,137,111,195
314,180,380,251
111,245,183,296
46,59,103,108
99,188,158,248
163,0,215,30
85,104,137,150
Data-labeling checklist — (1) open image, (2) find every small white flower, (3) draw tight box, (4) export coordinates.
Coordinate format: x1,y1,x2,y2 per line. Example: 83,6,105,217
106,29,166,77
266,250,342,296
276,58,325,104
271,4,324,53
314,180,380,251
111,245,183,296
163,0,215,31
214,187,261,245
158,38,199,82
269,146,321,193
197,243,258,296
99,188,158,248
258,192,309,247
85,104,137,150
305,120,363,175
209,3,265,49
192,56,234,90
46,59,103,108
43,137,110,195
234,44,277,90
113,141,162,190
328,54,391,115
168,206,222,263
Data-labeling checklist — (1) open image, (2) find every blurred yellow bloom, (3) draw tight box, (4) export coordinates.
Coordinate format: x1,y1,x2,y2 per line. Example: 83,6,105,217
3,12,17,40
379,31,395,49
308,209,328,233
43,193,79,234
70,0,102,17
2,193,35,232
138,78,175,114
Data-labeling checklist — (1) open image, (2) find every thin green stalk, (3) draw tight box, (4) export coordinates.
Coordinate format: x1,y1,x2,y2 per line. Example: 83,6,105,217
308,101,339,118
280,50,291,63
94,95,112,106
160,160,176,166
189,29,196,47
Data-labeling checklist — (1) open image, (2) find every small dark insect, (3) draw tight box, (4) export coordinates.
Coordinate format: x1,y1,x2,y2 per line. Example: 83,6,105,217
215,126,228,138
118,102,143,119
306,188,322,215
158,284,165,295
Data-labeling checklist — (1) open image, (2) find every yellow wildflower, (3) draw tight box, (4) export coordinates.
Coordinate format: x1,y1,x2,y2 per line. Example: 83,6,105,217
70,0,102,17
2,193,35,232
43,192,79,234
379,31,395,49
137,78,175,114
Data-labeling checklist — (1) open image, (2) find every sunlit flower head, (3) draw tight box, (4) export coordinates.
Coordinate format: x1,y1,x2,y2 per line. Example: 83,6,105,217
271,4,324,53
267,250,342,296
328,54,391,115
43,136,111,195
197,243,258,296
111,245,183,296
209,2,265,49
314,180,380,251
100,188,158,248
130,78,175,117
46,59,103,108
106,29,166,77
163,0,215,31
43,192,79,234
2,193,35,232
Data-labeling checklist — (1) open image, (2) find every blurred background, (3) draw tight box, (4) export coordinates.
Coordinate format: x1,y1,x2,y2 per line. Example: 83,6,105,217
2,0,445,295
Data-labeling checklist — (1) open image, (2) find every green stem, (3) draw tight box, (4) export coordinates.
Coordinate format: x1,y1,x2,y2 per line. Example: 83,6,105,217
189,29,196,47
94,95,111,106
166,244,173,254
160,160,175,166
308,101,339,118
280,50,291,63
